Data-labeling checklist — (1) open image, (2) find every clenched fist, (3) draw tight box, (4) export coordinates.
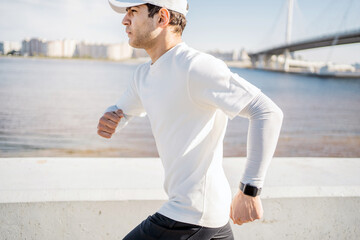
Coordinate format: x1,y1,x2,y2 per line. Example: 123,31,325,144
97,109,124,139
230,190,263,225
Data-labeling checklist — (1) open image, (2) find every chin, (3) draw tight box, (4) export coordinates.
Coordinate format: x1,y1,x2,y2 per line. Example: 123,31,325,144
129,40,144,49
128,39,136,47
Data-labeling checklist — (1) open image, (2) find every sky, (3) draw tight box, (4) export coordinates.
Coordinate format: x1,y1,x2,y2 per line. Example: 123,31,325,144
0,0,360,64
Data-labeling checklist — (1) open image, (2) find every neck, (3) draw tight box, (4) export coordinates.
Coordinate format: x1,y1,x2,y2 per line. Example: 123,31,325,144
145,32,182,64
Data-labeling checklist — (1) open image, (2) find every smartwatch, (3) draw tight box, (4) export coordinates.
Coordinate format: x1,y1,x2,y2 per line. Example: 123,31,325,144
239,182,262,197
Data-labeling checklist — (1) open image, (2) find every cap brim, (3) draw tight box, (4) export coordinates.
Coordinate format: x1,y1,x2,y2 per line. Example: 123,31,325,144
108,0,145,14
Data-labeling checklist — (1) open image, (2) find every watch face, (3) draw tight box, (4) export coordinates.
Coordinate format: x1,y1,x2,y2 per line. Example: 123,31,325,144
244,185,257,196
240,182,261,196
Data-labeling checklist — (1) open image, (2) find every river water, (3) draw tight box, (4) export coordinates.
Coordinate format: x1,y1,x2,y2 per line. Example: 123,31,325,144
0,56,359,157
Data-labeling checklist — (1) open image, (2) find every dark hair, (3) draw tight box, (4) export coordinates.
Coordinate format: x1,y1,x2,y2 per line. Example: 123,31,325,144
146,3,187,35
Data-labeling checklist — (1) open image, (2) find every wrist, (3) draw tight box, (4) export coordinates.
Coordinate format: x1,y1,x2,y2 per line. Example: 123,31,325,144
239,182,262,197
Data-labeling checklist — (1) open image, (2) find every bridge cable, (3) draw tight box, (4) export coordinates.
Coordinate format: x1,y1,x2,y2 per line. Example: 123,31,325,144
326,0,354,63
253,0,287,52
302,0,338,40
291,0,307,43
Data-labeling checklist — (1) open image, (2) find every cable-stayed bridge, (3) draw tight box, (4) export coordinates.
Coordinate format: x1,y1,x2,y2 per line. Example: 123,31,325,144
250,29,360,57
247,0,360,77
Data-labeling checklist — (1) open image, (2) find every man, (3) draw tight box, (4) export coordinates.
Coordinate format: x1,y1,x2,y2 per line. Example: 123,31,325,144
98,0,283,239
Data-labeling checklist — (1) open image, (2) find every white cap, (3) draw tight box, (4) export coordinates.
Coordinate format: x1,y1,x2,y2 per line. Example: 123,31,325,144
108,0,188,16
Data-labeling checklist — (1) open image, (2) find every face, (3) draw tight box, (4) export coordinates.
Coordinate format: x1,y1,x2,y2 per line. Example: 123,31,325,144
122,5,160,49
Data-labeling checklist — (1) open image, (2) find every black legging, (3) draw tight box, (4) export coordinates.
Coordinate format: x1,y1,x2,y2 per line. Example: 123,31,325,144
123,212,234,240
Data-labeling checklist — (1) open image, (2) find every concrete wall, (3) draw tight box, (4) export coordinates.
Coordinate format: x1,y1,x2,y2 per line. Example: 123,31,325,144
0,158,359,239
1,198,360,240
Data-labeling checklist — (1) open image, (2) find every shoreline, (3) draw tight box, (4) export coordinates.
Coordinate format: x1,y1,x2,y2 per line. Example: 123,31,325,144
3,55,360,79
0,55,150,64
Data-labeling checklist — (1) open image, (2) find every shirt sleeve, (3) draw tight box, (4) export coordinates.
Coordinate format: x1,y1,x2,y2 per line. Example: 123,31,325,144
114,67,146,118
188,54,261,119
103,105,133,132
238,91,284,188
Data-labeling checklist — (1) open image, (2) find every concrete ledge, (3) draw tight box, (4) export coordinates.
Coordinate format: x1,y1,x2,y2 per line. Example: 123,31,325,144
0,157,359,239
1,157,359,202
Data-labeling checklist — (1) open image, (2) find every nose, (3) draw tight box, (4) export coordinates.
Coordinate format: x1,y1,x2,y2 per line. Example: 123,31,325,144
122,13,130,26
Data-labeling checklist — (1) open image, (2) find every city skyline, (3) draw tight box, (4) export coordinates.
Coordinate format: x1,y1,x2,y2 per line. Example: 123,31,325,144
1,37,137,61
1,0,360,64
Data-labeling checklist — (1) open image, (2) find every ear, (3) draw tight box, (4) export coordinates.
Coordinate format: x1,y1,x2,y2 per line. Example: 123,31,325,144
157,8,170,27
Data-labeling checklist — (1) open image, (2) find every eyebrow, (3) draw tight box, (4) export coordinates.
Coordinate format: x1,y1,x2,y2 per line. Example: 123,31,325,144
125,6,139,11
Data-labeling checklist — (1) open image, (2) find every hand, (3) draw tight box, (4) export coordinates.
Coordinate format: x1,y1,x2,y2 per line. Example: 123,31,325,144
97,109,124,139
230,190,263,225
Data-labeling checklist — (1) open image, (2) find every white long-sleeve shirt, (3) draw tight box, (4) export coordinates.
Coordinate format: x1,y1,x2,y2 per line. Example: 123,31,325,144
102,42,283,227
